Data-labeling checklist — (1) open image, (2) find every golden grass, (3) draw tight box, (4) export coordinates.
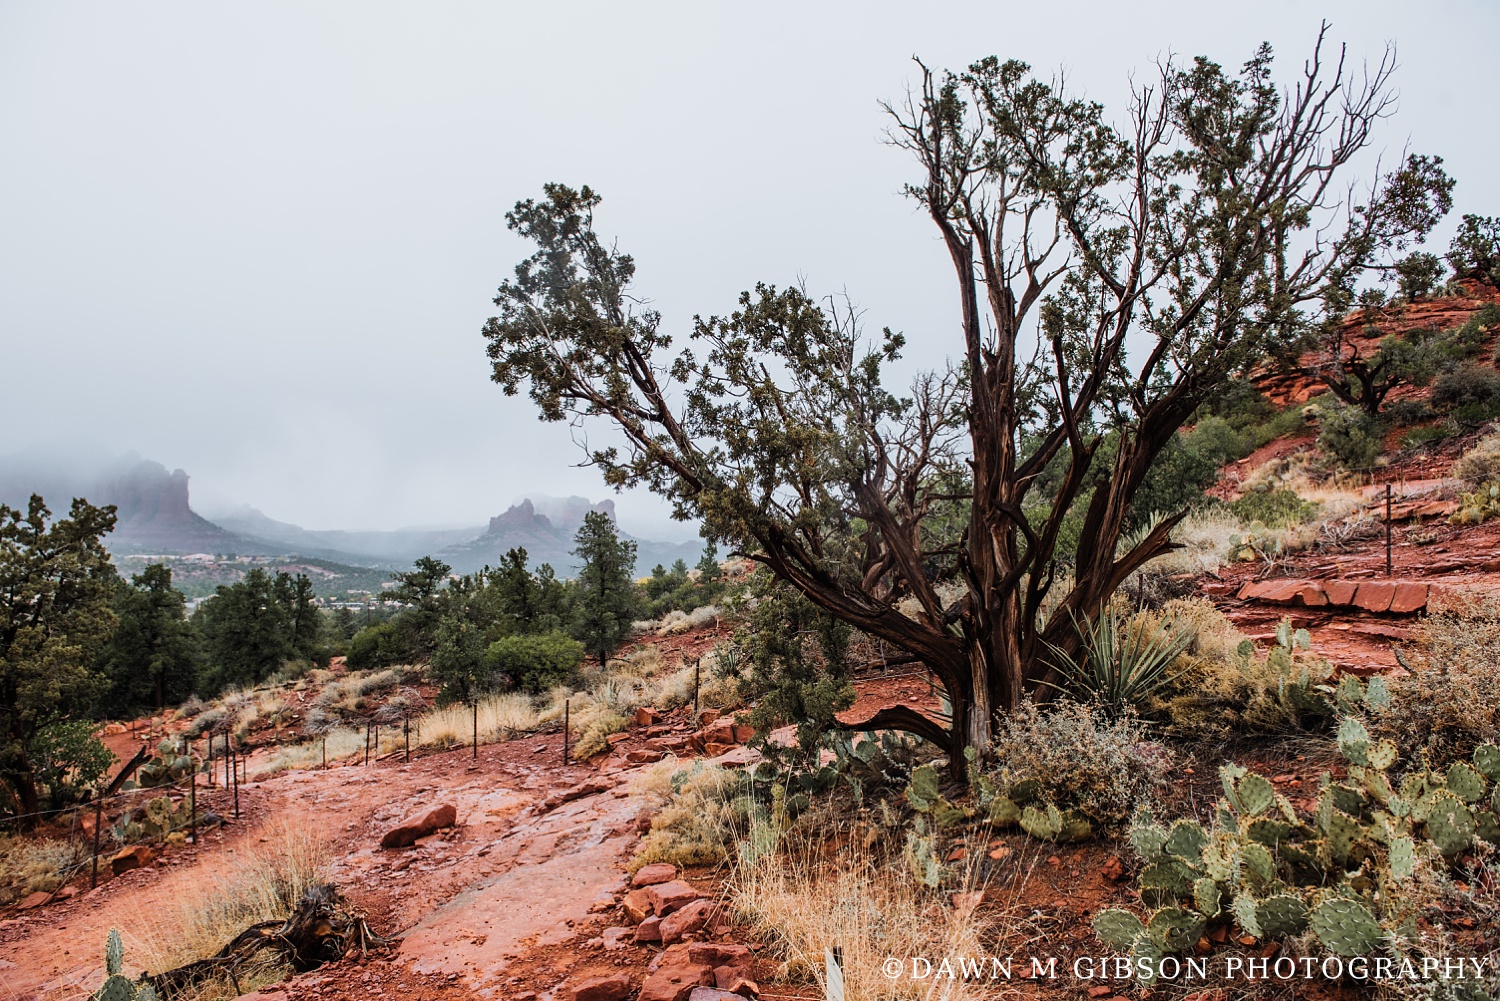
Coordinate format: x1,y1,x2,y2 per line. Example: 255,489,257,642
124,818,329,997
730,838,1016,1001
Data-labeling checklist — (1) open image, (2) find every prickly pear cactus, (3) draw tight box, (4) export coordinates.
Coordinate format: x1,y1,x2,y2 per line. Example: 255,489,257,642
93,929,158,1001
1309,898,1383,957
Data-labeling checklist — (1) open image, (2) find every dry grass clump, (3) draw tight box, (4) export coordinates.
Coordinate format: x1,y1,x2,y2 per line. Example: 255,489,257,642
730,843,992,1001
633,761,743,870
127,819,329,996
1145,508,1244,575
1368,589,1500,767
572,710,629,759
1450,430,1500,488
987,700,1171,827
0,834,88,905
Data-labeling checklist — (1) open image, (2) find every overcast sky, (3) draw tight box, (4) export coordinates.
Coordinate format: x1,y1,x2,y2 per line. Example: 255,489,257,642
2,1,1495,537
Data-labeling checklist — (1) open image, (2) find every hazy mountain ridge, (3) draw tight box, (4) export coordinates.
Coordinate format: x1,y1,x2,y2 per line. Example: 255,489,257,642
0,449,702,576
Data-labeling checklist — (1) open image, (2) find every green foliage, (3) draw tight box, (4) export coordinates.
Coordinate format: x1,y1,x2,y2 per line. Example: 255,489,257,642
1393,251,1447,301
1229,486,1320,529
1098,733,1500,964
111,793,193,844
1316,404,1383,469
1151,616,1389,740
1131,417,1250,525
195,568,324,692
980,700,1171,830
96,563,202,716
569,511,640,667
1431,362,1500,415
30,720,113,807
1042,608,1192,714
484,632,585,694
1447,214,1500,284
94,929,159,1001
731,569,854,760
0,495,119,819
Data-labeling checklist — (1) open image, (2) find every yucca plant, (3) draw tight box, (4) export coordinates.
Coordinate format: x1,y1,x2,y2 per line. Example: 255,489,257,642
1043,607,1192,715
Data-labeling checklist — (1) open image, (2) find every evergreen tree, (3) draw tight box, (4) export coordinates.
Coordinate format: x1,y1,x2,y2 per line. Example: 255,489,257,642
196,568,291,690
695,542,722,583
98,563,201,714
0,496,118,819
569,511,639,667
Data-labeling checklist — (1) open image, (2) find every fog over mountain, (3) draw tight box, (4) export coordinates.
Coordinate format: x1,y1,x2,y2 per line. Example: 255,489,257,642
0,444,704,575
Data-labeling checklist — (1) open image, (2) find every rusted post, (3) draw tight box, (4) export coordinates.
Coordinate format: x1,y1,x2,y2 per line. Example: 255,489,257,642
693,659,700,715
1386,482,1393,576
472,700,478,760
231,738,240,821
189,744,197,846
90,794,103,889
563,699,570,765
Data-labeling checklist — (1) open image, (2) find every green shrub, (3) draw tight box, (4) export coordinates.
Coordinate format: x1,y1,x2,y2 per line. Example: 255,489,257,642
344,621,400,671
1228,486,1319,528
1451,430,1500,487
1315,404,1382,469
30,721,113,807
1374,592,1500,768
985,700,1172,829
1431,362,1500,412
484,631,586,693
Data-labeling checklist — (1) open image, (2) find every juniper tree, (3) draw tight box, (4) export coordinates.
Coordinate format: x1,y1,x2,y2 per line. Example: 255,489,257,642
569,511,639,667
483,31,1454,770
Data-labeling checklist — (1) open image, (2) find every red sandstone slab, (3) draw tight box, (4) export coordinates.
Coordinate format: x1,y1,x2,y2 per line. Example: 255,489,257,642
1323,580,1358,605
1353,581,1395,613
1293,583,1329,606
1388,582,1429,614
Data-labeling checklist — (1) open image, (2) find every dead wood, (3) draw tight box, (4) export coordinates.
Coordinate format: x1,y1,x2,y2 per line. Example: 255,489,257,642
144,884,386,998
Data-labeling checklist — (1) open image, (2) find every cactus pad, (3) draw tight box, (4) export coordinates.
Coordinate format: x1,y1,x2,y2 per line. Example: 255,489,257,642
1426,791,1476,856
1092,908,1145,950
1309,897,1382,956
1255,894,1310,938
1475,743,1500,782
94,975,137,1001
1164,819,1208,861
1130,820,1169,861
1232,892,1262,939
905,764,940,812
1389,835,1415,879
1020,802,1064,841
1147,906,1205,953
1446,762,1487,803
987,795,1020,825
1236,772,1276,816
1193,877,1221,918
1240,841,1276,885
105,929,123,977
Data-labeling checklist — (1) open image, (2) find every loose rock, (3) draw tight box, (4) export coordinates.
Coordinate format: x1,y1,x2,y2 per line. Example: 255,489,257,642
380,804,457,850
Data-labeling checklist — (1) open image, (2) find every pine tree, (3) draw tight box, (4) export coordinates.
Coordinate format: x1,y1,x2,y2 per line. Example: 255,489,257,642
569,511,638,667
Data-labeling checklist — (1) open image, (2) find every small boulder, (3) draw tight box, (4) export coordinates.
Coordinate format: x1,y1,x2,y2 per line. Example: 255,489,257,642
380,803,457,849
635,914,663,942
647,880,700,915
110,844,158,875
571,973,633,1001
636,707,662,726
606,733,631,748
622,887,655,923
627,749,665,764
689,990,749,1001
660,898,717,944
697,709,721,727
715,972,759,997
632,863,679,887
639,946,714,1001
16,891,51,910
